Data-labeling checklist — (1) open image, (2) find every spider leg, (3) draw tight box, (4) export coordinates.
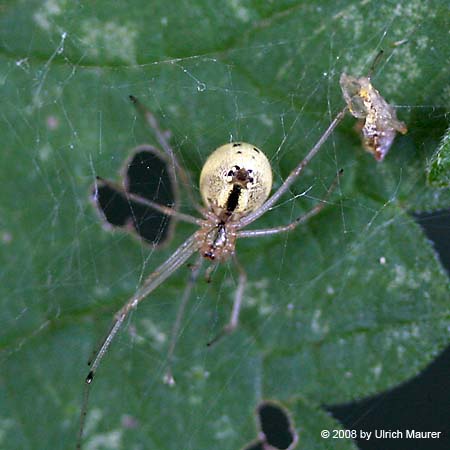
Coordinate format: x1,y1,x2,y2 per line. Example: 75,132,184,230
207,256,247,347
204,262,218,283
77,233,200,450
237,169,343,238
237,107,347,228
125,191,202,226
95,177,202,226
164,256,204,386
129,95,203,212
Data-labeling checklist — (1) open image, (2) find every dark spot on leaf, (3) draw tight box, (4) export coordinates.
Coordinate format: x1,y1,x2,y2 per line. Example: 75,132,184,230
258,402,297,449
242,401,297,450
126,148,173,205
414,210,450,275
253,147,260,153
233,143,242,147
92,146,176,246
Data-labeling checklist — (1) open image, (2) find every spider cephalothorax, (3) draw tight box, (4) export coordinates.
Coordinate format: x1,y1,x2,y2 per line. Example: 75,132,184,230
197,219,237,261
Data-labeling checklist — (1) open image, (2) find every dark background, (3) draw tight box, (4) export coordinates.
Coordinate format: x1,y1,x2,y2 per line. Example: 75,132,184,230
329,209,450,450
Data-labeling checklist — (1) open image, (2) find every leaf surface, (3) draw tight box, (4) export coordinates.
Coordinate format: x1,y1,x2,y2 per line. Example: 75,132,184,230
0,1,449,449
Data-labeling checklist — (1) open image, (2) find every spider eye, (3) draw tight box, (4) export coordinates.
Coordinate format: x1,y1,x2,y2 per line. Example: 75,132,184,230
199,142,273,215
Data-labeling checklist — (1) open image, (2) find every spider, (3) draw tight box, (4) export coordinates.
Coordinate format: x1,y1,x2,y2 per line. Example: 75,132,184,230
77,96,347,448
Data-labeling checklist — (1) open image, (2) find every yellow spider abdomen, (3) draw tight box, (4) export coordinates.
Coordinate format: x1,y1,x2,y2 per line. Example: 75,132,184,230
199,142,272,216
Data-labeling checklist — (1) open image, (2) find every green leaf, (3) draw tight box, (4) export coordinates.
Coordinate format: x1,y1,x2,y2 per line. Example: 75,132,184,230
427,126,450,188
0,1,449,450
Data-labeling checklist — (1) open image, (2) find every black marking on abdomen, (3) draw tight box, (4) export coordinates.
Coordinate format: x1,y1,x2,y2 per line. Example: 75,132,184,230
226,184,242,212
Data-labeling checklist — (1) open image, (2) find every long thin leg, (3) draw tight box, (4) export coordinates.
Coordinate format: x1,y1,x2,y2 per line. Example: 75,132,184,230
164,256,203,386
368,49,384,79
237,169,343,238
77,233,200,449
125,191,202,226
204,262,217,284
237,107,347,228
207,256,247,347
95,177,202,226
129,95,202,212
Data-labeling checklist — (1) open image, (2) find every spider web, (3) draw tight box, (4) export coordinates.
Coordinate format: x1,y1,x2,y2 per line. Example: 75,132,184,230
0,1,449,450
